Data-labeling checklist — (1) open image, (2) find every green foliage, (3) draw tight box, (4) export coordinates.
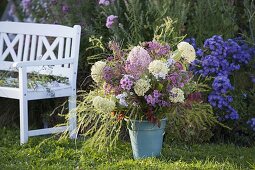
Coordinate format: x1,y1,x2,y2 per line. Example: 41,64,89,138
166,103,218,144
186,0,238,45
153,17,185,47
0,0,8,18
243,0,255,43
99,0,190,46
1,128,255,169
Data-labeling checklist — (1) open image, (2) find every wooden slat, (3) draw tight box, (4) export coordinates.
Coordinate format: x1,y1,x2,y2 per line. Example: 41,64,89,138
26,66,71,77
0,87,20,99
58,37,64,59
64,38,71,68
36,36,43,60
41,36,59,60
17,34,24,61
2,33,19,61
0,22,75,38
23,35,30,61
0,33,3,61
30,35,37,61
0,61,17,70
28,126,68,136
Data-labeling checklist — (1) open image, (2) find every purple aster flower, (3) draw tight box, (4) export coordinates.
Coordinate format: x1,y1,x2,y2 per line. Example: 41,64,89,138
99,0,115,6
99,0,110,6
8,4,16,16
247,118,255,131
62,5,70,14
22,0,31,11
106,15,118,29
51,0,58,5
250,75,255,83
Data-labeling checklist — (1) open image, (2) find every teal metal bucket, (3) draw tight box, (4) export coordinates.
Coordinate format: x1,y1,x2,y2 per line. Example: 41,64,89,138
127,118,167,159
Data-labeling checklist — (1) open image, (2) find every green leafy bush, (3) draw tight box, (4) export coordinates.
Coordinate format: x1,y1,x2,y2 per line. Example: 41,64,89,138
98,0,190,46
186,0,238,45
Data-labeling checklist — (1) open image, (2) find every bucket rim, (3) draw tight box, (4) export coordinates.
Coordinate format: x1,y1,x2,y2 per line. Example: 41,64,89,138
124,117,167,123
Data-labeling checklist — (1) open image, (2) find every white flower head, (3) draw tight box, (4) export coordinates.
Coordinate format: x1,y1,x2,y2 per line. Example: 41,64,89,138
148,60,169,79
134,79,151,96
177,42,196,63
169,87,185,103
91,61,106,83
92,96,116,113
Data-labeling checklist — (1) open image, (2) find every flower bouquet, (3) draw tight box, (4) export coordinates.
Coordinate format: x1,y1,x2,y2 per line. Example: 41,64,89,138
88,40,201,158
91,40,196,122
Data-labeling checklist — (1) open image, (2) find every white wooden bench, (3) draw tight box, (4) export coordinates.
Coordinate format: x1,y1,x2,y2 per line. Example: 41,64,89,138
0,21,81,144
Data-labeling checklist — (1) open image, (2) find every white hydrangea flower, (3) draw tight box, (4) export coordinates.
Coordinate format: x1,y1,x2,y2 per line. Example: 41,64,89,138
134,79,151,96
91,61,106,83
148,60,169,79
92,96,116,113
177,42,196,63
169,87,185,103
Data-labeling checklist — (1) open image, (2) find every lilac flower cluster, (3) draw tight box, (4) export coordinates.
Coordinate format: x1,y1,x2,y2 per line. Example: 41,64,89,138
103,66,114,82
145,90,169,107
167,72,191,89
120,75,134,90
106,15,118,28
99,0,115,6
62,5,70,14
145,41,171,56
186,35,255,121
21,0,31,13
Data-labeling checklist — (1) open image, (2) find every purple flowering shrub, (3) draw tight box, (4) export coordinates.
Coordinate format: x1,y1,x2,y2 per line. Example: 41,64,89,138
187,35,255,144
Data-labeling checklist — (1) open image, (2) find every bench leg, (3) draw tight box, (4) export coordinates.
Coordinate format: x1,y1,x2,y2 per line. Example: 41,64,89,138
20,98,28,144
68,95,77,139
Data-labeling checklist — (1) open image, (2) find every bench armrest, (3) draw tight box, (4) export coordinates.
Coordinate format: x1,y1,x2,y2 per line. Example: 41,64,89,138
12,58,74,68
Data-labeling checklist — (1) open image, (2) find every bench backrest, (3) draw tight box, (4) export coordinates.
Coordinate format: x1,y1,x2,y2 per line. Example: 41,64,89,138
0,22,81,79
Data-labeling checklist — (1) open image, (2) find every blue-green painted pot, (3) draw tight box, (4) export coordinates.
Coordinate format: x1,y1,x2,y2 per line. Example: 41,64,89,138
127,118,167,159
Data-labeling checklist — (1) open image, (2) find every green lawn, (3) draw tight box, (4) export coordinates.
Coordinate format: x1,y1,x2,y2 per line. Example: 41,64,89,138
0,128,254,170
